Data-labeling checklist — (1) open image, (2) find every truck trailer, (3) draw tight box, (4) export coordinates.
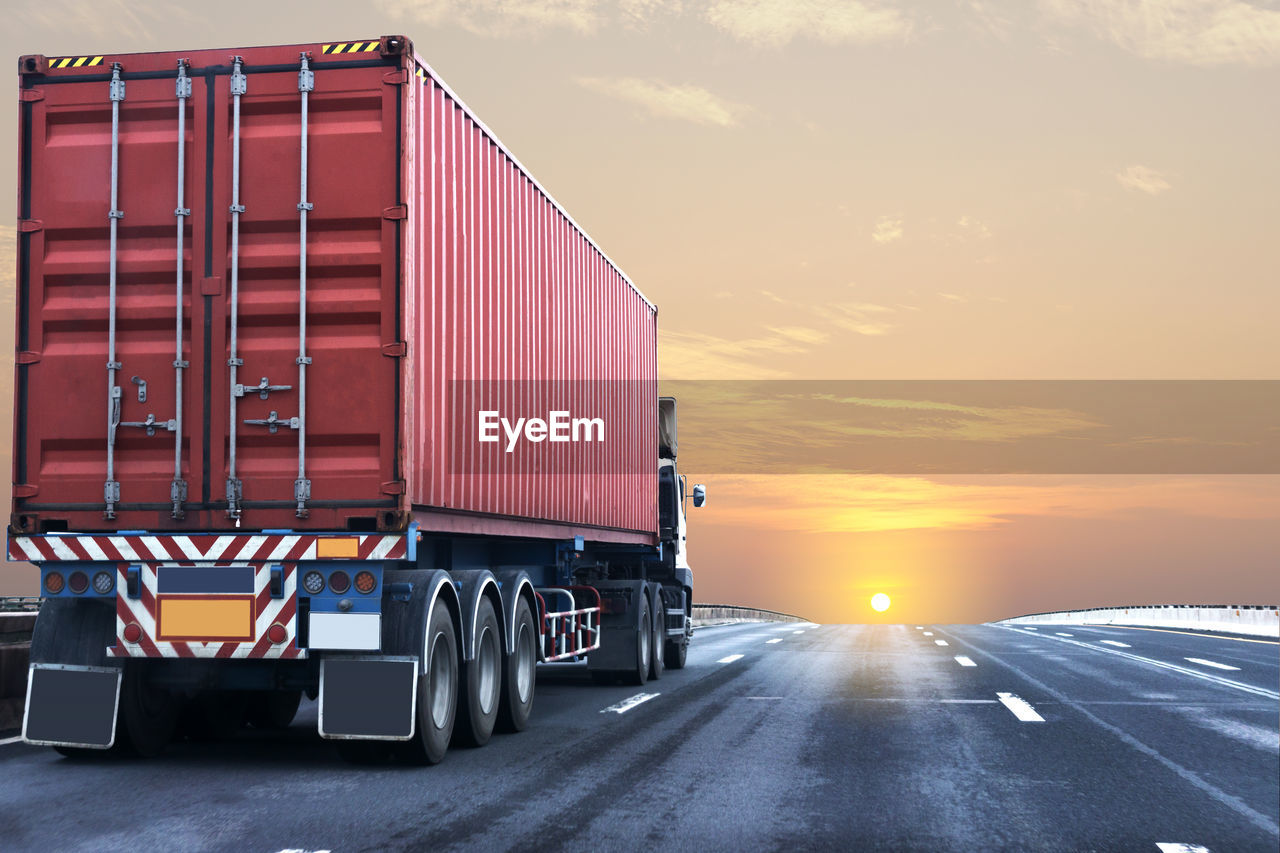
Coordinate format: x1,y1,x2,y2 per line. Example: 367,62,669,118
10,35,704,761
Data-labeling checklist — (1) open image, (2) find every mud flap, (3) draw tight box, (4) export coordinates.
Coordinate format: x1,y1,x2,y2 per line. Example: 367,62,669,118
23,664,122,749
318,656,417,740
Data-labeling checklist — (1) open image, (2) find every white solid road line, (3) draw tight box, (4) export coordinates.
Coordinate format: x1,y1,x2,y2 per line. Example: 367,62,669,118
996,692,1045,722
1023,627,1038,631
994,626,1279,700
601,693,660,714
717,654,745,664
1155,844,1209,853
935,639,949,646
0,735,24,747
954,656,976,667
766,638,783,644
1184,658,1241,671
1100,640,1132,648
276,849,332,853
923,631,934,636
1055,632,1073,636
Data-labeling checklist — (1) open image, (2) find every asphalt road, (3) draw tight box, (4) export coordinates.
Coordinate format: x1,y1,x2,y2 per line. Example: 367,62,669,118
1,621,1276,852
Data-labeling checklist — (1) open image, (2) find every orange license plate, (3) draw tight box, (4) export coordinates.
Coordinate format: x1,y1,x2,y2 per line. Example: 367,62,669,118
156,596,255,641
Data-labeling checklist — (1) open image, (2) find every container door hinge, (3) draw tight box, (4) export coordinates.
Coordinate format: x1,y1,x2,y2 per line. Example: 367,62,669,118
382,341,407,358
16,351,41,365
382,69,408,86
382,204,408,220
13,484,39,499
381,480,406,495
20,89,45,103
18,219,43,233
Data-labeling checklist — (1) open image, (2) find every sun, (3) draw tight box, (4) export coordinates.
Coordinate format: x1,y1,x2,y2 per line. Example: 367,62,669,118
870,593,891,613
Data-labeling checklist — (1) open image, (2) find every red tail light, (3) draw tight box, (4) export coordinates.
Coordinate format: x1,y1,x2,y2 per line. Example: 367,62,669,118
44,571,65,594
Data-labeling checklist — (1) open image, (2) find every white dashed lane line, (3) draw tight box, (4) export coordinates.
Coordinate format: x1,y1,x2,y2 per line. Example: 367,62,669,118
1184,658,1241,671
601,693,660,714
996,692,1045,722
717,654,744,664
954,656,976,667
765,638,783,644
1055,632,1074,636
934,640,949,646
1155,844,1209,852
1100,640,1132,648
923,631,934,636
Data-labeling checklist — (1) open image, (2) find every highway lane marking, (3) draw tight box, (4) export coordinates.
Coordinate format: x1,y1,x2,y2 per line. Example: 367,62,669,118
1080,624,1279,646
276,849,332,853
1155,844,1209,852
992,626,1280,700
601,693,660,714
765,638,783,644
935,639,949,646
997,692,1045,722
923,631,934,636
1100,640,1132,647
939,699,997,703
948,629,1280,837
745,696,783,700
954,656,976,667
717,654,745,663
1023,627,1038,630
0,735,24,746
792,629,805,634
1185,658,1241,671
1055,632,1074,636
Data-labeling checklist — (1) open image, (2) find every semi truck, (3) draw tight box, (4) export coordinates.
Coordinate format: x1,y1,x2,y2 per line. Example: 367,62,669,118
10,35,705,762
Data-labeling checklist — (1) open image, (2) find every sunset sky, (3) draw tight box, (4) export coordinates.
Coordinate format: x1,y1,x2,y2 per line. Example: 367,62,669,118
3,1,1277,622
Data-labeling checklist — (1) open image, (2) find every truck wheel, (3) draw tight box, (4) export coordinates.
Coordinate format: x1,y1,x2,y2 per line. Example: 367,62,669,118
115,663,180,757
649,595,665,681
396,601,458,765
454,597,501,747
246,689,302,730
664,638,688,670
497,597,536,733
629,597,651,686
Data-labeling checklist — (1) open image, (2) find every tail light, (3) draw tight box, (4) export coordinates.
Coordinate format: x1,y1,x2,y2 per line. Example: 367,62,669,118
92,571,115,595
267,623,287,644
302,570,325,594
68,571,89,594
123,622,142,643
44,571,65,594
328,570,351,594
354,571,376,594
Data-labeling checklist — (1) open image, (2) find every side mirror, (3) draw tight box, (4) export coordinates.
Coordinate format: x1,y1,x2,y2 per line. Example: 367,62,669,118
692,484,706,507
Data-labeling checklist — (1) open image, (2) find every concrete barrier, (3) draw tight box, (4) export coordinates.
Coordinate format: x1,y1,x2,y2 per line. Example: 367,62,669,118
999,604,1279,638
691,604,809,627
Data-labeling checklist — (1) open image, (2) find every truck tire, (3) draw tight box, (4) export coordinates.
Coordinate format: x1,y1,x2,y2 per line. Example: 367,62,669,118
664,638,688,670
396,600,458,765
115,664,180,757
454,597,501,747
628,597,651,686
246,689,302,730
496,597,536,733
649,595,665,681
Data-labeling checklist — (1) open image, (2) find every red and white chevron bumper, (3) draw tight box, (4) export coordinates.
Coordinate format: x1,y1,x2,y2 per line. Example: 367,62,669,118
8,533,407,563
109,562,304,660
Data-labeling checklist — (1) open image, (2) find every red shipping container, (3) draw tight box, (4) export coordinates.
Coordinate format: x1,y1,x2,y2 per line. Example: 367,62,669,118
12,36,658,544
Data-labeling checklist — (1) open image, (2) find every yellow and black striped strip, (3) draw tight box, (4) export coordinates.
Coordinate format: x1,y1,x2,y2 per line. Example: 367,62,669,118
321,41,380,55
49,56,105,69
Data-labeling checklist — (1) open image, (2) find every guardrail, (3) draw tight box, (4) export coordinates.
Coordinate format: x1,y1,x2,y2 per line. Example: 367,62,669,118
999,604,1279,639
691,604,809,627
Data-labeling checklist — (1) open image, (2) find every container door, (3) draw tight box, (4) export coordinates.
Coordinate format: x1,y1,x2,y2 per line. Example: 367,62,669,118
206,57,402,527
14,51,402,532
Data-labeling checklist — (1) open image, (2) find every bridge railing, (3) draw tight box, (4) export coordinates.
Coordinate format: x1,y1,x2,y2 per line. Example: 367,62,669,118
999,604,1279,638
691,604,809,627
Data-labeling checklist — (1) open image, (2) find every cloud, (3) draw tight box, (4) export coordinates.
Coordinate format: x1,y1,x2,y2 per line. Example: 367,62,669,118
695,474,1280,534
956,215,992,239
872,216,904,244
1115,164,1173,194
619,0,683,27
376,0,600,36
704,0,915,47
576,77,751,126
821,303,898,336
13,0,205,39
659,327,828,378
1040,0,1280,67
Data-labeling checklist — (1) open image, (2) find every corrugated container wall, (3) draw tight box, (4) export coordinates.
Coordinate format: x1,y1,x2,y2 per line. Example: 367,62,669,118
11,37,658,543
